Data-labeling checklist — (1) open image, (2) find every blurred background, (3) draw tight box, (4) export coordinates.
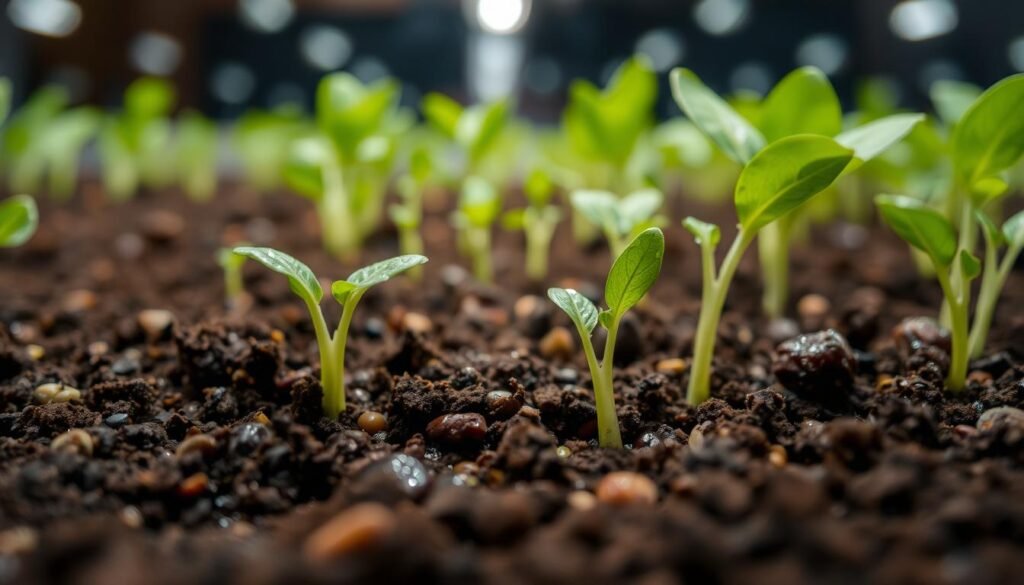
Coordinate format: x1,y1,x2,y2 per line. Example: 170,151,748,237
2,0,1023,121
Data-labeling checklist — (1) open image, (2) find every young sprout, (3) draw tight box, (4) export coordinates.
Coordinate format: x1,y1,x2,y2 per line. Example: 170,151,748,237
175,111,219,201
388,146,433,280
503,167,562,281
0,195,38,248
217,247,248,310
98,77,176,200
547,227,664,448
570,187,663,259
0,78,9,123
681,135,853,405
671,67,923,318
421,93,509,178
232,247,427,418
233,107,306,193
968,209,1024,359
452,176,502,283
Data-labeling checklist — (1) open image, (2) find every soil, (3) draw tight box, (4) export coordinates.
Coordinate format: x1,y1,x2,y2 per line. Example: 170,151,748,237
1,182,1023,585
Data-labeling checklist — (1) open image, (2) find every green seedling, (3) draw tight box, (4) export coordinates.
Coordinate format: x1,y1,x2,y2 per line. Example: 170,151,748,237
0,195,38,248
98,77,176,199
681,135,853,405
422,92,509,179
284,73,402,261
503,167,562,281
233,247,427,418
175,111,218,201
217,247,248,309
233,107,307,192
0,78,10,123
570,187,663,259
389,145,434,280
673,67,923,319
452,176,502,283
969,209,1024,359
548,228,664,448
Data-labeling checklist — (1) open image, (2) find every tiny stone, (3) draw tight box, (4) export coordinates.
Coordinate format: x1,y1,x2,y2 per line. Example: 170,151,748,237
304,503,397,561
441,264,469,289
656,358,687,375
62,289,97,313
351,454,430,502
34,383,80,404
51,429,93,456
539,327,574,360
270,329,285,343
87,341,109,357
513,295,542,321
176,434,217,458
453,461,479,475
0,526,38,555
892,316,951,358
553,368,578,384
138,309,175,340
595,471,658,506
768,445,787,467
105,413,130,428
797,294,831,329
486,389,522,419
976,407,1024,431
26,345,44,361
773,329,856,402
967,370,992,386
766,318,800,344
426,413,488,446
253,411,272,426
115,233,145,260
229,423,271,456
567,490,597,511
141,209,185,242
402,312,433,333
119,506,144,528
364,318,385,340
111,356,140,375
358,411,388,434
556,445,572,458
177,472,209,497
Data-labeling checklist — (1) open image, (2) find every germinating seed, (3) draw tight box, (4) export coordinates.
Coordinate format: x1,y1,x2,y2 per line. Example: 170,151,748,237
176,434,217,458
51,429,94,456
33,383,81,404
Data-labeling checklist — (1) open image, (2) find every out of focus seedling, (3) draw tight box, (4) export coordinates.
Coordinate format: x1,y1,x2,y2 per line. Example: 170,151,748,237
548,227,664,448
388,145,434,280
233,107,307,193
175,111,219,201
452,176,502,283
0,194,38,248
217,247,248,310
421,92,509,179
570,187,663,259
98,77,176,199
233,247,427,418
503,167,562,281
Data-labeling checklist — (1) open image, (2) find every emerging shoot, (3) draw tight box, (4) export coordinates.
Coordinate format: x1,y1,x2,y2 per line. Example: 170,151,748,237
0,195,38,248
570,187,663,258
503,167,561,281
217,247,248,310
453,176,502,283
548,227,665,448
232,247,427,418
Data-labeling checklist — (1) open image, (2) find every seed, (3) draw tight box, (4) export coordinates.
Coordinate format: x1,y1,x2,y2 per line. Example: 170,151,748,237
138,309,175,339
270,329,285,343
426,413,488,446
567,490,597,511
797,294,830,322
892,316,951,357
87,341,109,357
539,326,574,360
26,345,44,361
304,503,397,561
62,289,97,313
253,411,271,426
402,312,433,333
772,329,856,401
656,358,687,374
358,411,388,434
875,374,894,391
119,506,143,528
51,429,93,456
176,434,217,458
0,526,38,555
177,472,208,497
351,453,430,501
453,461,479,475
34,383,80,404
556,445,572,458
768,445,787,467
976,407,1024,431
486,389,522,419
595,471,658,506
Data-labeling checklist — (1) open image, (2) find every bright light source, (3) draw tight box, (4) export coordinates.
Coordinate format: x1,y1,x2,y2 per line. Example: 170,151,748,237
693,0,750,37
795,33,848,76
1009,36,1024,72
890,0,958,42
476,0,531,35
468,34,523,101
211,62,256,105
299,25,353,71
239,0,295,34
129,31,183,76
635,28,686,73
7,0,82,38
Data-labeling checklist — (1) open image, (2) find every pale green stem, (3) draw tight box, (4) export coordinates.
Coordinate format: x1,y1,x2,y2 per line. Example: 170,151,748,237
398,226,425,281
968,243,1022,359
574,318,623,449
935,266,968,391
468,226,493,283
325,289,364,418
525,219,556,282
303,297,341,417
320,159,360,263
759,220,791,319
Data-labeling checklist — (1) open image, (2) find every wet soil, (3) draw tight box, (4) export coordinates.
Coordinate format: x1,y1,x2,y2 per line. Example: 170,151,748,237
1,182,1023,585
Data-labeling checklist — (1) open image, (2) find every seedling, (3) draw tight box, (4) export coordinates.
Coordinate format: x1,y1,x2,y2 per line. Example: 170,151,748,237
175,111,218,201
233,247,427,418
422,92,508,179
0,195,38,248
452,176,502,283
570,187,663,259
503,167,561,280
671,67,922,318
98,77,176,199
681,135,853,405
217,247,248,309
388,145,434,280
0,78,9,123
548,228,664,448
233,107,306,193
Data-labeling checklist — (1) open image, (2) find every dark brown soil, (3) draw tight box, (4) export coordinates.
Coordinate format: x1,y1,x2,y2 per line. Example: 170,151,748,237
2,182,1023,585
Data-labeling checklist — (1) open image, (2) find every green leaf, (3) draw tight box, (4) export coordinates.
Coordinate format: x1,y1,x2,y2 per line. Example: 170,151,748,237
547,287,599,335
501,209,525,230
669,68,766,164
283,136,332,200
875,195,957,266
0,195,38,248
421,93,462,138
835,114,925,166
969,176,1009,206
125,77,175,120
929,80,982,127
759,66,842,142
682,217,721,248
458,99,509,163
604,227,665,316
960,249,981,281
975,209,1005,248
951,74,1024,188
459,176,501,227
1003,209,1024,249
316,73,398,161
0,78,10,124
735,135,853,233
233,246,322,305
346,255,428,289
330,280,358,303
524,167,555,207
570,189,617,231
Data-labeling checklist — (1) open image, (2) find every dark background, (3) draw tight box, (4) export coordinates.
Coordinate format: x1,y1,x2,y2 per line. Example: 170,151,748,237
1,0,1022,120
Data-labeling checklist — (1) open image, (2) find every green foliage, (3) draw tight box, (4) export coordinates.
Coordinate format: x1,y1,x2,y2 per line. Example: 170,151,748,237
175,111,218,201
603,227,665,317
423,93,509,174
0,78,10,124
0,194,38,248
950,74,1024,194
570,187,663,257
759,67,842,142
98,77,176,199
875,195,957,266
547,287,599,334
233,107,306,192
316,73,399,163
232,246,322,305
929,80,982,127
669,68,766,164
454,176,502,282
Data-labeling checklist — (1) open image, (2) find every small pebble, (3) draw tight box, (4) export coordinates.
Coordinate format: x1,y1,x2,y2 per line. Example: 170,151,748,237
119,506,144,528
141,209,185,242
655,358,687,374
768,445,787,467
539,327,574,360
426,413,488,446
138,309,175,340
595,471,658,506
51,429,93,456
34,383,80,404
567,490,597,511
304,503,397,560
176,434,217,458
967,370,992,386
26,345,44,361
441,264,469,289
553,368,578,384
177,473,209,497
892,316,951,357
105,413,130,428
402,312,433,333
62,289,97,313
772,329,856,401
556,445,572,458
351,453,431,501
253,411,272,426
87,341,109,357
0,526,38,555
486,389,522,419
976,407,1024,431
115,233,145,260
229,423,271,455
358,411,388,434
797,294,831,322
766,318,800,344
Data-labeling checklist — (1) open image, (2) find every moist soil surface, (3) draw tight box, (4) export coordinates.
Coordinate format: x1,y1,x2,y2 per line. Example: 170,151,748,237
2,183,1024,585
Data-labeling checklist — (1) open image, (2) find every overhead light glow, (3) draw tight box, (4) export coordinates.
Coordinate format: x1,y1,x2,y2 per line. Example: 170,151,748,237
7,0,82,38
635,28,686,73
1009,36,1024,72
476,0,531,35
211,62,256,105
129,31,183,76
795,33,848,76
693,0,750,37
890,0,958,42
299,25,353,71
239,0,295,34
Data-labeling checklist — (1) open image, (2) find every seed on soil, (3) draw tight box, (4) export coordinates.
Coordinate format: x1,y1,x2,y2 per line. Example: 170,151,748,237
62,289,97,313
656,358,687,374
119,506,144,529
402,311,433,333
976,407,1024,431
26,344,44,360
358,411,388,434
595,471,658,506
556,445,572,458
229,423,271,455
304,503,397,561
772,329,856,399
553,367,578,384
892,316,951,357
875,374,894,391
768,445,787,467
87,341,109,357
453,461,479,475
567,490,597,511
138,309,175,339
51,429,93,456
486,389,522,419
797,293,830,326
352,454,431,501
426,413,488,446
34,382,81,404
105,413,129,428
176,434,217,458
539,326,574,360
253,411,271,426
178,472,209,497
